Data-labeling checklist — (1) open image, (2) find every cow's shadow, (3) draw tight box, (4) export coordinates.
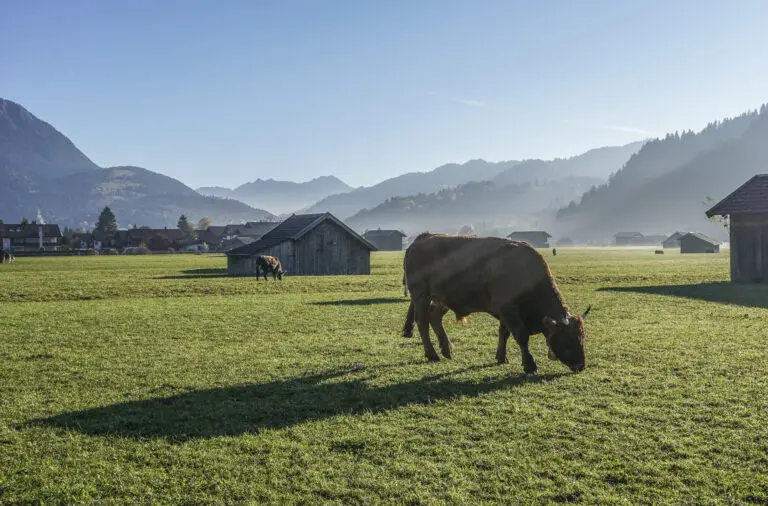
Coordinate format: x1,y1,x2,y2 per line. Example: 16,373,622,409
27,366,562,442
311,298,406,306
598,282,768,309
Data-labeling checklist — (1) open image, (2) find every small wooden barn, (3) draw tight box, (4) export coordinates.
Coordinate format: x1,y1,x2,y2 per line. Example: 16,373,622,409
662,232,685,249
614,232,644,246
362,229,406,251
679,233,720,254
507,231,551,248
226,213,377,276
706,175,768,282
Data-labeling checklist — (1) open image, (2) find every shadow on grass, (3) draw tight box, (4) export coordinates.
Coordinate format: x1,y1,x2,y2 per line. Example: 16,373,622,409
28,365,563,441
153,268,233,280
598,282,768,309
311,297,406,306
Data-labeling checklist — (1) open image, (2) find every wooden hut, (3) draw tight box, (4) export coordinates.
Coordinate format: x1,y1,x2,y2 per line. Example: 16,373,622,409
507,231,551,248
226,213,377,276
362,229,406,251
662,232,685,249
706,174,768,282
679,233,720,254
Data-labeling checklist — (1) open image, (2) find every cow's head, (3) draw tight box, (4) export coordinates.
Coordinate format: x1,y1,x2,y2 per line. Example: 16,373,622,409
277,269,285,280
542,305,590,373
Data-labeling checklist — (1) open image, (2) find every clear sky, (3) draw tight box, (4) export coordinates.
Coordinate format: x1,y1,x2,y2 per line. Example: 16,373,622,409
3,0,767,189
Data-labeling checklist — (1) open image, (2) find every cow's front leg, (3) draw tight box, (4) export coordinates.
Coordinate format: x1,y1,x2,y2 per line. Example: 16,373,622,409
429,303,452,359
500,305,537,375
414,297,440,362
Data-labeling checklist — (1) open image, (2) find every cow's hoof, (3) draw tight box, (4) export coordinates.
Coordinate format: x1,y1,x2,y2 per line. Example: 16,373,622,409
496,357,508,365
402,332,413,338
426,354,441,363
441,351,453,360
524,369,538,376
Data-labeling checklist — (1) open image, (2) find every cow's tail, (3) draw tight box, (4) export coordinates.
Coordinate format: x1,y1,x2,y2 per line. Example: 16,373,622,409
402,272,408,297
402,300,415,338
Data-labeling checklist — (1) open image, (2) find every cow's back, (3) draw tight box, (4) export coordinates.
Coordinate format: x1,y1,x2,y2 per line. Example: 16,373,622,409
404,236,555,316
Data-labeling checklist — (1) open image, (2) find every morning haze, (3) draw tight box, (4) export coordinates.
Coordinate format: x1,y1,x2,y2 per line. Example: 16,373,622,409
4,2,768,504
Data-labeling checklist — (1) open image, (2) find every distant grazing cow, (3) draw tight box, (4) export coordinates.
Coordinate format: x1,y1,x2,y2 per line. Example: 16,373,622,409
655,250,664,255
0,250,13,264
552,248,557,256
256,255,284,280
403,234,590,373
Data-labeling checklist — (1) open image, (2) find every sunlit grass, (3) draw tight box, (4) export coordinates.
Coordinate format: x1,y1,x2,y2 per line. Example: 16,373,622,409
1,249,766,504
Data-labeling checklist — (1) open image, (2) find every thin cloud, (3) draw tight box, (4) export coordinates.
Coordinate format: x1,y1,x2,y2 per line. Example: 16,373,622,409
562,119,657,137
428,91,485,108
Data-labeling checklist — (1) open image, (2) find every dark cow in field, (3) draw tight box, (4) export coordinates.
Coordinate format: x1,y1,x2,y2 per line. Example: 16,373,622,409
403,234,590,374
256,255,284,280
0,250,13,264
655,250,664,255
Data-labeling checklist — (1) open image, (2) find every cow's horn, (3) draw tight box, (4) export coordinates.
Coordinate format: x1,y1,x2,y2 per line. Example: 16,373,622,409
581,305,592,319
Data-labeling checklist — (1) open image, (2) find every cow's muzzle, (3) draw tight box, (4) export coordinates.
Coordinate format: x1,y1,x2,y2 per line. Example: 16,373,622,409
570,363,585,373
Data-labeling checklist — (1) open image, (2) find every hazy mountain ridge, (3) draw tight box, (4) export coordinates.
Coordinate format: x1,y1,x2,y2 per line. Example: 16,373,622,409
492,141,646,186
555,105,767,240
197,175,352,215
304,159,521,219
347,175,603,236
0,98,275,228
306,142,643,220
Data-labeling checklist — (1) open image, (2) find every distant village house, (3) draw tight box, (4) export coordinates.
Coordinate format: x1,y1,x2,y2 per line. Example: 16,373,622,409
0,223,62,252
662,232,686,249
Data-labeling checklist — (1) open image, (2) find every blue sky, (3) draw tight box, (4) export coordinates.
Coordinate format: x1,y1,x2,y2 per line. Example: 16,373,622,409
3,0,767,189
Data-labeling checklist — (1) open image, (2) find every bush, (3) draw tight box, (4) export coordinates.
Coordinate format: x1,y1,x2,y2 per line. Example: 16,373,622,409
135,245,152,255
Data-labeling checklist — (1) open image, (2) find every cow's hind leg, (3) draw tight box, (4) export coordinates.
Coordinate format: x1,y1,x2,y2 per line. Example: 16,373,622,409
414,297,440,362
500,305,537,374
429,303,452,359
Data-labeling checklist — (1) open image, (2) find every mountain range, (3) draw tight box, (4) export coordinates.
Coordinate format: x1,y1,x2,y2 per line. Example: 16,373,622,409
197,175,352,216
303,141,643,221
555,106,768,241
0,98,275,228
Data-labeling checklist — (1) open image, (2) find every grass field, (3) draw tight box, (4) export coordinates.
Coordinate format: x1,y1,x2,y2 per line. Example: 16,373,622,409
1,249,767,504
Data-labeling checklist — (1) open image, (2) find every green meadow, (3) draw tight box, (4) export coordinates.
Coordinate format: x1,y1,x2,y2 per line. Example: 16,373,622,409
1,249,766,504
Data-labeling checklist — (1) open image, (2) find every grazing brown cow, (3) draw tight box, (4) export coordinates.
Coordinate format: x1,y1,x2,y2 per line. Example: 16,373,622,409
403,234,590,374
256,255,284,280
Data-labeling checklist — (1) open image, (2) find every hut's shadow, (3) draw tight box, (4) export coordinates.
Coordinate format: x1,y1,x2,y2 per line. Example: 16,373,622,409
598,282,768,308
155,268,231,280
27,366,561,442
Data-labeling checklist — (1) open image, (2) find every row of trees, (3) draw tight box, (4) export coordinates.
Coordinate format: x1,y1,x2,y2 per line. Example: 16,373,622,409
93,207,213,237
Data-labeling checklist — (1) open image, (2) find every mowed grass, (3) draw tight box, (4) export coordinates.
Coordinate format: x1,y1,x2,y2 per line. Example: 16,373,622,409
1,249,767,504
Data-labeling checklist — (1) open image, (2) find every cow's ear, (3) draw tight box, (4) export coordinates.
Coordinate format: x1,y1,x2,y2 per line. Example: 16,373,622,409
542,317,558,332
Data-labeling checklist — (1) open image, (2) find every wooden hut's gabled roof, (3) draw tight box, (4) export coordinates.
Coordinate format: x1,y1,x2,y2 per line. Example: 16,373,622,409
680,232,720,246
706,174,768,217
227,213,377,255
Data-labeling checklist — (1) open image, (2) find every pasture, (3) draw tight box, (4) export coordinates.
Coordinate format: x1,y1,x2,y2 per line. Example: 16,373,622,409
1,249,767,504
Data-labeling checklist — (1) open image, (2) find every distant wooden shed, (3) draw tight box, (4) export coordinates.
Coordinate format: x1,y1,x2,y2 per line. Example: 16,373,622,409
662,232,685,249
362,229,406,251
226,213,377,276
679,233,720,254
706,174,768,282
507,231,551,248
